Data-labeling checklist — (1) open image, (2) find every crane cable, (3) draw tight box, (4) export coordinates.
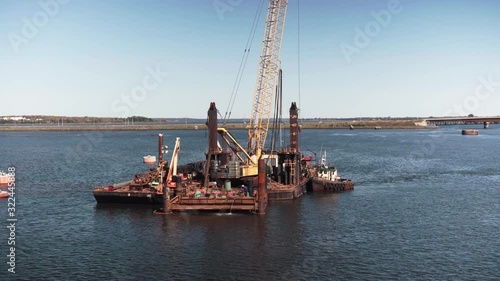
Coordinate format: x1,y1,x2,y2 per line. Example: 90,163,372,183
296,0,303,156
270,69,283,152
223,0,266,125
297,0,302,114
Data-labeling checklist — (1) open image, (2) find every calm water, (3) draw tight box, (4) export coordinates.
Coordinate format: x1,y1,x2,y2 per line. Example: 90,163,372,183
0,126,499,280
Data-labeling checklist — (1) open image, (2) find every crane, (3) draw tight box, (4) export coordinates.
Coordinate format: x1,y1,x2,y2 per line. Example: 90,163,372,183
207,0,289,179
248,0,288,159
166,137,181,187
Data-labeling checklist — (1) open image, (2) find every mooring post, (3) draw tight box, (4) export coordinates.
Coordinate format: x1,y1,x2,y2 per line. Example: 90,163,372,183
158,133,164,162
258,158,267,215
162,185,171,214
204,102,218,188
289,102,299,153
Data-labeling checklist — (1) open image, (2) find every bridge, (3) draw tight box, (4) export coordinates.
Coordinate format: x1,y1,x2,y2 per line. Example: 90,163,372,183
424,116,500,128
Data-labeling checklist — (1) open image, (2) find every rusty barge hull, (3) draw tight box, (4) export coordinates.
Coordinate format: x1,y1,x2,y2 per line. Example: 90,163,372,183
93,161,205,205
93,188,258,209
267,178,310,200
93,189,163,204
164,158,269,214
311,178,354,192
168,196,258,211
93,178,312,206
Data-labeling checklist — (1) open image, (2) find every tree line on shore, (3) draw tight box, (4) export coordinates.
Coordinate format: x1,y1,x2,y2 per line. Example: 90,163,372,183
0,115,155,124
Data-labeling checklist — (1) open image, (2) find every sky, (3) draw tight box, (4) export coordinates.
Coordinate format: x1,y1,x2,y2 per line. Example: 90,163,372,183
1,0,499,119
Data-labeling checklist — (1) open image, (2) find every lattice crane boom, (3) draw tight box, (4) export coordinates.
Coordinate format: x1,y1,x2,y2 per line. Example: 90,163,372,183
248,0,288,158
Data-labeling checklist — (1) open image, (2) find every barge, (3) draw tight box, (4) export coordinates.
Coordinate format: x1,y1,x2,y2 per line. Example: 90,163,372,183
93,102,314,214
462,129,478,135
92,101,358,213
92,0,356,213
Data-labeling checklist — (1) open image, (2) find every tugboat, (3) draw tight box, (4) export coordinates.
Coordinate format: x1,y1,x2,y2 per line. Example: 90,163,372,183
311,151,354,192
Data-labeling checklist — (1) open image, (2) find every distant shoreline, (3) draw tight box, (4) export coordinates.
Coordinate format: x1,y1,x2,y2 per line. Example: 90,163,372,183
0,120,437,132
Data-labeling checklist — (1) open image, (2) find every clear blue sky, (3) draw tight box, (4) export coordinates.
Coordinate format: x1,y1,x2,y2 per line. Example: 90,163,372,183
1,0,499,118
